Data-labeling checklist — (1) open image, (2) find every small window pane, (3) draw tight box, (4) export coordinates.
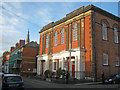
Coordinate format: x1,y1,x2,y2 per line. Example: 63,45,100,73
54,31,58,46
102,23,107,40
61,28,65,44
73,23,77,41
103,53,108,65
46,35,49,48
115,56,119,66
114,28,118,43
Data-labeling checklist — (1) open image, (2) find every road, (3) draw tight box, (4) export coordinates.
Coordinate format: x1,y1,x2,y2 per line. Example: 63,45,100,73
23,77,120,89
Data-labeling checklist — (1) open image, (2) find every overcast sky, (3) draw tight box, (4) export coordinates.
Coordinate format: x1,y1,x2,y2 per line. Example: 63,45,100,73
0,0,120,57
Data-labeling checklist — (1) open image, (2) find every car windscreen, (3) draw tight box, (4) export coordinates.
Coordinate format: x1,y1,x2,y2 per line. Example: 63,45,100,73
5,76,22,82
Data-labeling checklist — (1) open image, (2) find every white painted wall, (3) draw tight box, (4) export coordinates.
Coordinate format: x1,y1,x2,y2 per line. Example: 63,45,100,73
37,48,85,79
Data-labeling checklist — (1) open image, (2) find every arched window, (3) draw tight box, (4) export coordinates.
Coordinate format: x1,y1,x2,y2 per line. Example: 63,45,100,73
102,22,107,40
54,31,58,46
114,27,118,43
73,23,77,41
46,35,49,48
61,28,65,44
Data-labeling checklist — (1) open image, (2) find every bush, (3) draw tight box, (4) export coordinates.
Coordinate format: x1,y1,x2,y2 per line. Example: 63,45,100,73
56,68,67,79
56,68,62,78
44,70,53,78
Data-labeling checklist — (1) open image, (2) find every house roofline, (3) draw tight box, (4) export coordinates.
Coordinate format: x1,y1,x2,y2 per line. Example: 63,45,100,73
39,4,120,33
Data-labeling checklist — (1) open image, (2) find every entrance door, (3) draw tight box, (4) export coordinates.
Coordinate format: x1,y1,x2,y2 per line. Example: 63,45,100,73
41,61,45,75
67,57,75,76
72,64,75,77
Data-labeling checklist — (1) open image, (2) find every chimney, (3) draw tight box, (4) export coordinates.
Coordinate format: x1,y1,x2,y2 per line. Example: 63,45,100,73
10,47,15,52
15,43,19,49
19,40,25,47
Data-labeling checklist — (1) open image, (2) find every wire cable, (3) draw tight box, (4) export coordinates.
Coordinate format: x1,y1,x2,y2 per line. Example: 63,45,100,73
1,6,41,28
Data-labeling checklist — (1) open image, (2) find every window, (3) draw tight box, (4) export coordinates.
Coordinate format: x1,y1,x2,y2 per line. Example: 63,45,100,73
73,23,77,41
103,53,108,65
114,28,118,43
102,23,107,40
6,76,22,82
61,28,65,44
54,62,57,70
115,56,119,66
54,31,58,46
46,35,49,48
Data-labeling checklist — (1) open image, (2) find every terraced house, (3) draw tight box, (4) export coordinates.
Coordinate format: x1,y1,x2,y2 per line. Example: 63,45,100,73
9,31,39,75
37,4,120,81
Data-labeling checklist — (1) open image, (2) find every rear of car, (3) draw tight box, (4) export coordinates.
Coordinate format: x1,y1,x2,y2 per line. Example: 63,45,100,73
105,74,120,84
2,74,24,89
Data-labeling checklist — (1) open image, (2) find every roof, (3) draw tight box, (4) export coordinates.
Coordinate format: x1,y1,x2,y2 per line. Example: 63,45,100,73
10,47,22,55
39,4,120,33
10,41,38,55
23,41,38,48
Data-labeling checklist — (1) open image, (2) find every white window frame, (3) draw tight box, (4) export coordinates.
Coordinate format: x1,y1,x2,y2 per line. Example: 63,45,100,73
54,31,58,46
102,23,107,40
103,53,108,66
115,56,120,66
46,35,49,48
114,28,118,43
61,28,65,44
73,23,77,41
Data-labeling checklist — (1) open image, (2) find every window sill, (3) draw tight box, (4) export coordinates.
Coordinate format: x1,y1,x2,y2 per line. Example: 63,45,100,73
114,42,119,44
103,64,109,66
102,39,109,42
115,65,120,67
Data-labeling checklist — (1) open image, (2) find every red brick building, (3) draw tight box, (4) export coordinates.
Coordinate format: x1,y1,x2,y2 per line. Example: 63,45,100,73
37,4,120,81
21,41,39,75
9,31,39,75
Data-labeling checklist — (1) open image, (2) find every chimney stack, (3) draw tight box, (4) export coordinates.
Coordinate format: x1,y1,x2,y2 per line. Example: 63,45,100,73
19,40,25,47
15,43,19,49
10,47,15,52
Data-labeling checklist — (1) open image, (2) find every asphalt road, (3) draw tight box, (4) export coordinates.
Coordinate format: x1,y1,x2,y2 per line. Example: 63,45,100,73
23,77,120,89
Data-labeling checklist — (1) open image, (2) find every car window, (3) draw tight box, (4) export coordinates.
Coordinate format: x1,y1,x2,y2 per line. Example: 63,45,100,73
5,76,22,82
116,75,120,78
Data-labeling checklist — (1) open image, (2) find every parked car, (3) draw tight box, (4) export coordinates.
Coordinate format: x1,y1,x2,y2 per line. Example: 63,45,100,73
0,72,4,76
105,74,120,84
2,74,24,89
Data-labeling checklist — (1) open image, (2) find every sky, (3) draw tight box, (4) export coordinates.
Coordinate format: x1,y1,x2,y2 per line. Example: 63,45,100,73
0,0,120,57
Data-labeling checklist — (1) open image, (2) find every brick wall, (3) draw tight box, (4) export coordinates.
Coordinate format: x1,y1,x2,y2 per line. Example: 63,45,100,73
85,15,92,75
94,12,120,81
21,47,38,73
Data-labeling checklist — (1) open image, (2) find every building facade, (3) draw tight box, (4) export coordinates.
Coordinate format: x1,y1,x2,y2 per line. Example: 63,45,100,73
9,31,39,75
37,4,120,81
2,51,10,73
20,41,39,75
9,40,25,73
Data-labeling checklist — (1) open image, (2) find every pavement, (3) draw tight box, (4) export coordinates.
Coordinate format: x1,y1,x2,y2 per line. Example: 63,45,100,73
23,75,102,85
75,82,102,85
23,76,120,89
